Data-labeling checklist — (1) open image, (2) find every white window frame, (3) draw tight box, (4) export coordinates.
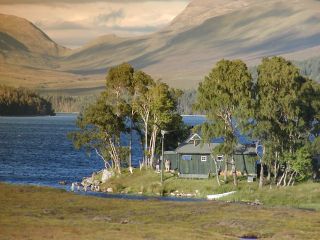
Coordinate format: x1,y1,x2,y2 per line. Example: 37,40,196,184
201,155,207,162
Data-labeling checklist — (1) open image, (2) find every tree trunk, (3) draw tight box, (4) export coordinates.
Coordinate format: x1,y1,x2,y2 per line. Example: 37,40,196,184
144,120,148,166
259,161,264,189
224,156,228,182
267,163,271,181
213,157,221,186
129,115,132,170
283,168,288,187
287,171,295,186
274,158,279,184
231,155,237,186
149,125,158,167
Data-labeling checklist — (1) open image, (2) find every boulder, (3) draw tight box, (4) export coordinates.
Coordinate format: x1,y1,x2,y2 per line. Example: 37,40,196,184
81,177,93,187
58,180,67,185
101,169,114,183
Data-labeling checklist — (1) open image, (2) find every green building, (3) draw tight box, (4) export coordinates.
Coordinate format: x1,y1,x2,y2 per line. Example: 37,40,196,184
164,133,258,178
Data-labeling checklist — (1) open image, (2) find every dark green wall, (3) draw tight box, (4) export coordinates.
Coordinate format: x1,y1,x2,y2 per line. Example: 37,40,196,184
164,153,257,175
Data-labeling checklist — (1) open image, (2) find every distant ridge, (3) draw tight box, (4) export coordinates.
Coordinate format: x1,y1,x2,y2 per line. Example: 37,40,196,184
0,13,68,57
1,0,320,92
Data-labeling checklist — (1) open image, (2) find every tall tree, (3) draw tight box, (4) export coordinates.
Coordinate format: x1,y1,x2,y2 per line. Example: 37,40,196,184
68,94,127,174
132,71,155,166
196,59,253,186
254,57,320,187
148,81,176,167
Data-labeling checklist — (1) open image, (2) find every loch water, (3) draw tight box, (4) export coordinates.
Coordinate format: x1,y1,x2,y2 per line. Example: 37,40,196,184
0,114,205,188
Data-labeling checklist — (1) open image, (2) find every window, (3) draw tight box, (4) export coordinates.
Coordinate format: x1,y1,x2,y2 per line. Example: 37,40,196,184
217,155,224,161
182,155,192,161
201,156,207,162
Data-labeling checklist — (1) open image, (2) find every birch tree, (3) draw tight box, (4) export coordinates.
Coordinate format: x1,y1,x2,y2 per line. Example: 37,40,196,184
196,59,253,186
132,71,155,166
68,94,127,174
254,57,320,187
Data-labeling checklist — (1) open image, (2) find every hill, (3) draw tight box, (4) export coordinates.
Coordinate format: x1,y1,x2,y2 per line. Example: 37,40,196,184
60,0,320,88
0,14,104,92
1,0,320,92
0,85,55,116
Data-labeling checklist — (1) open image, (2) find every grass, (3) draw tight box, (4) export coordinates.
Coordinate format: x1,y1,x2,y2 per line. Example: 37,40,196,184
0,182,320,240
99,169,320,210
100,169,222,197
222,181,320,210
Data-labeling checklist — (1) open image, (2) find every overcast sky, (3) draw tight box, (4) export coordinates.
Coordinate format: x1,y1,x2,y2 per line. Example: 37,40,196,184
0,0,190,48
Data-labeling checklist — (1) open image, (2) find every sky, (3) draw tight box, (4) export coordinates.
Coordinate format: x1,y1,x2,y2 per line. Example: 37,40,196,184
0,0,190,48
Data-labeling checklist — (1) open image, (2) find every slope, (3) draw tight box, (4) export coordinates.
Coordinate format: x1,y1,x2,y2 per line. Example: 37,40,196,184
61,0,320,88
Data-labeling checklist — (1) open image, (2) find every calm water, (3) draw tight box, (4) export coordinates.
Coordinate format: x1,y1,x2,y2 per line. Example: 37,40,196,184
0,114,205,188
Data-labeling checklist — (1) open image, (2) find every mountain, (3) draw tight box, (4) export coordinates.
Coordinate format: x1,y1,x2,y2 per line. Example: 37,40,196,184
0,14,103,92
1,0,320,92
60,0,320,88
0,13,69,69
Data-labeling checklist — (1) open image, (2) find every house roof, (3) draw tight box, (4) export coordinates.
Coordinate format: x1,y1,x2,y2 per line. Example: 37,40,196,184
176,142,220,154
172,133,258,156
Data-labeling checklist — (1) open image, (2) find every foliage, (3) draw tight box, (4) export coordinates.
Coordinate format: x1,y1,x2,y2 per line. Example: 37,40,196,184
292,147,313,181
0,85,55,116
68,94,127,173
69,63,187,172
253,57,320,187
195,59,253,185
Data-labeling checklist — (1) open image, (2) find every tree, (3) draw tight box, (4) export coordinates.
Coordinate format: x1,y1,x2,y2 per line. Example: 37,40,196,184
254,57,320,187
148,81,176,167
196,59,253,186
132,71,155,166
0,85,55,116
68,94,127,174
69,63,187,173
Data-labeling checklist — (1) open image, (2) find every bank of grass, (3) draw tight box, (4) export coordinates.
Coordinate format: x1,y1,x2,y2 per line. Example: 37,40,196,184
222,181,320,210
100,169,320,210
1,182,320,240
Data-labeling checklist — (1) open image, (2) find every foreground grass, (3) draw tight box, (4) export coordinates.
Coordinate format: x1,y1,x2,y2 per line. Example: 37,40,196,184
222,181,320,210
1,183,319,239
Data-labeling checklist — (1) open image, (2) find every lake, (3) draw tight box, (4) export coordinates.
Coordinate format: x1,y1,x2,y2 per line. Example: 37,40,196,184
0,114,206,188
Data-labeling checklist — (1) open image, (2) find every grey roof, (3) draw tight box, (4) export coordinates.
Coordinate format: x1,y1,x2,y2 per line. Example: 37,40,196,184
164,151,176,155
176,142,219,154
173,133,257,155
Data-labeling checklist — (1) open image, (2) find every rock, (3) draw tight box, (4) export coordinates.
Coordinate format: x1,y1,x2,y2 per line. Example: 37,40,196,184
120,219,129,224
106,188,113,193
81,177,93,187
101,169,114,183
58,181,67,185
93,180,100,186
92,216,112,222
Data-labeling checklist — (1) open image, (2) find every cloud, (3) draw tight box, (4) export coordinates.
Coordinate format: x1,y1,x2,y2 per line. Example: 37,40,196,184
111,24,160,33
0,0,189,4
47,21,88,30
0,0,190,48
95,10,124,25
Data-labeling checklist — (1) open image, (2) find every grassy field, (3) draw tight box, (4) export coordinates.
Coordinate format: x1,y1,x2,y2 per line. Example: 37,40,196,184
0,182,319,240
98,169,320,210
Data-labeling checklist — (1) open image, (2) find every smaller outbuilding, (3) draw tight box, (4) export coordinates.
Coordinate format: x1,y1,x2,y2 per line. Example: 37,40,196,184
164,133,258,178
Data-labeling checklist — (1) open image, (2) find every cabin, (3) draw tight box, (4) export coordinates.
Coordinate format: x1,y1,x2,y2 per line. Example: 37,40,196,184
164,133,258,178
